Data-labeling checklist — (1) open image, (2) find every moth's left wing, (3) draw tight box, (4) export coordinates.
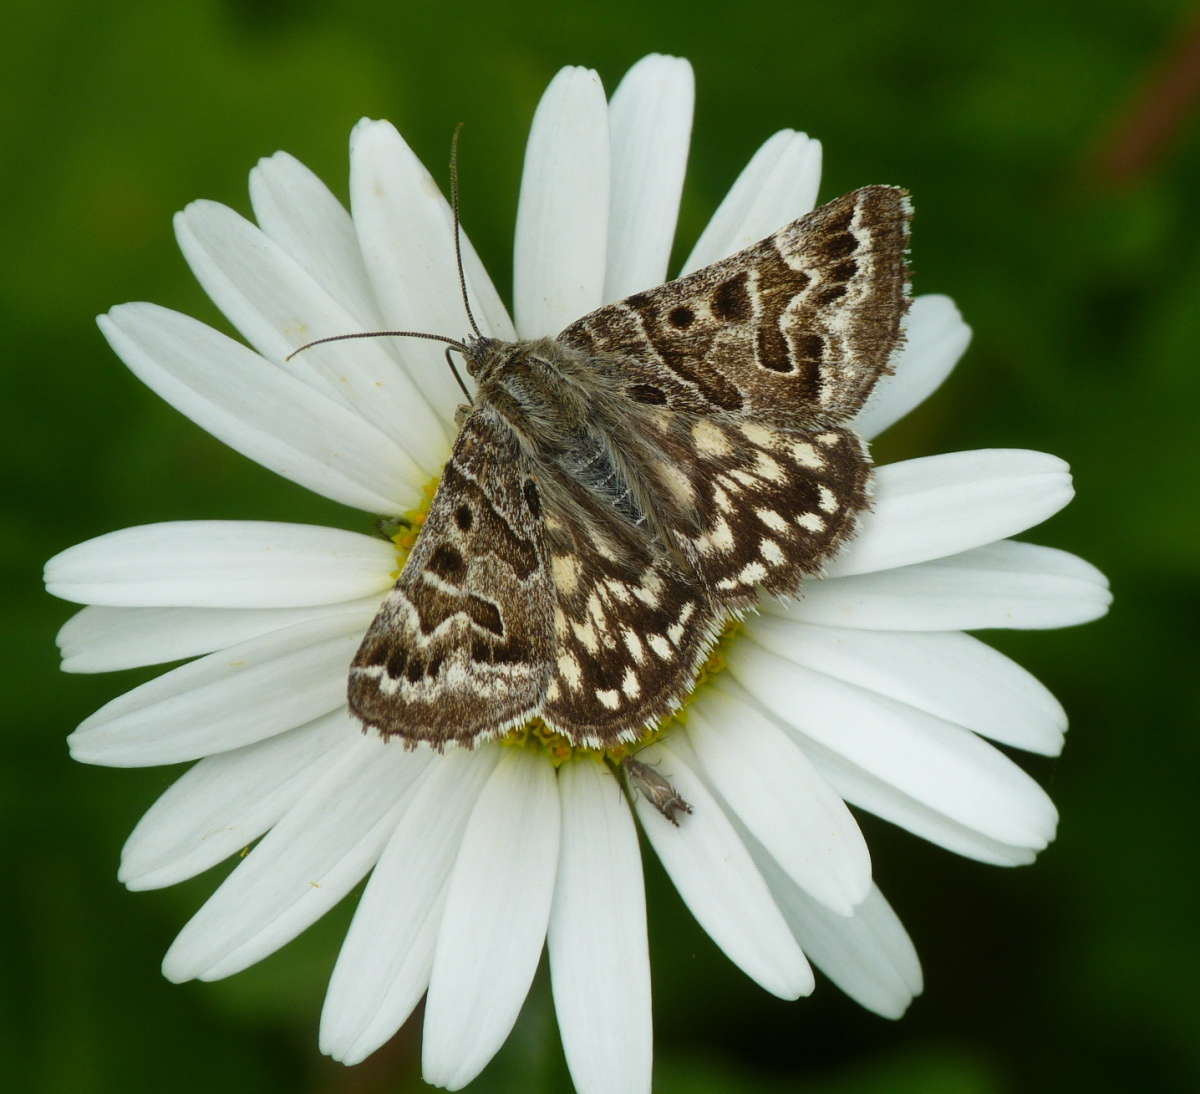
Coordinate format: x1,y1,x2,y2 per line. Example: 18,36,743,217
349,410,554,749
559,186,910,430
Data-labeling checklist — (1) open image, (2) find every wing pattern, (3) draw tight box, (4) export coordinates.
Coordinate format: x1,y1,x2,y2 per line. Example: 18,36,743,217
349,410,553,748
561,185,911,428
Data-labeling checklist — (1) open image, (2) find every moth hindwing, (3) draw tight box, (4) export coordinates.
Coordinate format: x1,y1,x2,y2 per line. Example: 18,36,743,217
348,186,911,750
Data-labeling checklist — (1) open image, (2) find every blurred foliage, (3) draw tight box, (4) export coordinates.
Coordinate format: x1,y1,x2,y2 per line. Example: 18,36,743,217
3,0,1198,1091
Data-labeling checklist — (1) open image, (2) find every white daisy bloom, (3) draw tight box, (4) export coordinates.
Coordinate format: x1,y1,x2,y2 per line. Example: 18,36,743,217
46,54,1110,1094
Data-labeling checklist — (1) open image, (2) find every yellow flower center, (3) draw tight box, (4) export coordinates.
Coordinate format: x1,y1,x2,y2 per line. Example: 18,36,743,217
388,481,740,766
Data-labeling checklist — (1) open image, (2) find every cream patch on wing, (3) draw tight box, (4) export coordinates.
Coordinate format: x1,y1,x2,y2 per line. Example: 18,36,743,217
791,441,825,469
557,652,582,691
692,419,731,456
655,459,696,506
552,554,580,594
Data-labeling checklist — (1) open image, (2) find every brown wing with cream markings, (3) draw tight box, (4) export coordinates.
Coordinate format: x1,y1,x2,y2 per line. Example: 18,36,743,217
560,186,911,428
348,409,554,749
533,469,726,749
638,410,873,609
530,415,871,743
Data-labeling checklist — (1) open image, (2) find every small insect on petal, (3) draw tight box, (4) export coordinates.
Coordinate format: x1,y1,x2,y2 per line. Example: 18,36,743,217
622,756,693,825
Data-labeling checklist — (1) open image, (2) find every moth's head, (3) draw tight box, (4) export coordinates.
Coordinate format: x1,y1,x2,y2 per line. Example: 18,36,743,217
463,335,521,382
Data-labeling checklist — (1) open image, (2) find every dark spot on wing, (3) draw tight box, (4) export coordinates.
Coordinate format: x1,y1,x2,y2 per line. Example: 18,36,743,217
668,305,695,329
831,259,858,282
454,504,473,531
358,637,389,667
823,233,858,259
712,273,751,320
628,383,667,405
491,638,529,664
467,595,504,636
428,543,465,580
796,333,825,362
758,322,795,373
385,647,407,677
523,479,541,518
825,207,854,233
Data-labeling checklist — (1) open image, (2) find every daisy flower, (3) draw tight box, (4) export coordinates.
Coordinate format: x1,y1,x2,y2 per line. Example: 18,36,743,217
45,54,1110,1093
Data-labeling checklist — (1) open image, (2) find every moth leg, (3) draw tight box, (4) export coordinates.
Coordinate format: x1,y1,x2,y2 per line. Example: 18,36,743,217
621,756,693,826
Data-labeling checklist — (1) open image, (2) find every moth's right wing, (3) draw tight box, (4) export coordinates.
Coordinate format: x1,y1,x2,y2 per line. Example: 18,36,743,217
534,477,726,749
560,186,911,429
640,412,873,608
349,410,554,749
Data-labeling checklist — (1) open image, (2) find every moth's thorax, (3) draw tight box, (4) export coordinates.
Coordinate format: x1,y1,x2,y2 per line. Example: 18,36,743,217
466,335,650,531
467,336,601,447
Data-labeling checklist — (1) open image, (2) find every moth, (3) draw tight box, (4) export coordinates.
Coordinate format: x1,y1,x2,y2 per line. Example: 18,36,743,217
341,185,910,806
623,757,694,827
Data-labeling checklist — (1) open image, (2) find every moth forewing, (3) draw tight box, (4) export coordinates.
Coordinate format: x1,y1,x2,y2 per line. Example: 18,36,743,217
347,409,555,749
558,185,911,431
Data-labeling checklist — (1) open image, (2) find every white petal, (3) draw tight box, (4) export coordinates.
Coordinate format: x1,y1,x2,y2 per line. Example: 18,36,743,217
758,846,923,1020
513,66,610,337
321,746,501,1066
681,129,822,275
45,521,395,608
422,749,560,1091
549,760,651,1094
349,119,513,426
728,643,1058,851
248,150,384,329
68,608,374,767
163,733,430,982
775,540,1112,631
604,54,693,302
175,201,449,476
687,683,870,916
119,708,355,890
99,304,421,514
853,295,971,440
827,450,1074,578
795,736,1038,866
632,741,812,1000
57,598,385,674
746,618,1066,755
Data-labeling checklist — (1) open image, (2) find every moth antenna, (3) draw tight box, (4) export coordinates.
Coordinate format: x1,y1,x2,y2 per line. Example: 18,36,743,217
450,123,482,339
443,344,471,400
285,329,468,362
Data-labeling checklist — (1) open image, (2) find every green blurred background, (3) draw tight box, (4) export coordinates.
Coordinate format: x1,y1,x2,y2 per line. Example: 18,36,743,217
4,0,1198,1091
